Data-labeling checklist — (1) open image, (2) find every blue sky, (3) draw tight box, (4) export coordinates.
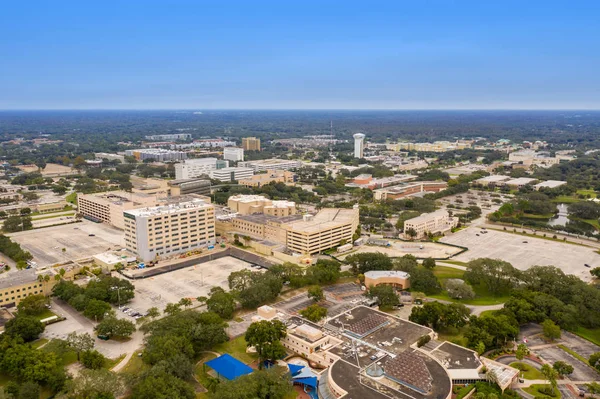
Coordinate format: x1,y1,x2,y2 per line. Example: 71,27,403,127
1,0,599,109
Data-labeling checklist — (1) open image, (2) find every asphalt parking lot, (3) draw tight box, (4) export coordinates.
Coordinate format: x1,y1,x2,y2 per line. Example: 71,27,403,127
121,256,254,313
8,220,124,266
441,228,600,280
339,241,462,260
536,346,599,381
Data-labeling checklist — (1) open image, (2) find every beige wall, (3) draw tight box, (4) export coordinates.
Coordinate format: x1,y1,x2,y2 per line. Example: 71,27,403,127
365,275,410,289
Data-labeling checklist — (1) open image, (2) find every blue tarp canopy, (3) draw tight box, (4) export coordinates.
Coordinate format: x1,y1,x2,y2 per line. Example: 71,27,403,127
295,376,318,389
287,363,319,389
288,363,304,376
205,354,253,380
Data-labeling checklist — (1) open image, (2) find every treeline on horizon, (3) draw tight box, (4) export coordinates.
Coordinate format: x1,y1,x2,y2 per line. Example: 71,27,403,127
2,110,600,146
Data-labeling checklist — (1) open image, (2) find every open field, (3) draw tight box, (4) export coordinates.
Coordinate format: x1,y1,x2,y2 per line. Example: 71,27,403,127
122,256,254,313
17,163,76,176
339,241,462,260
8,220,124,266
441,227,600,281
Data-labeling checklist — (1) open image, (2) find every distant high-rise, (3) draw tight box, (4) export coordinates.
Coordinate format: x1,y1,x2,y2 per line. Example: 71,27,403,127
242,137,261,151
353,133,366,158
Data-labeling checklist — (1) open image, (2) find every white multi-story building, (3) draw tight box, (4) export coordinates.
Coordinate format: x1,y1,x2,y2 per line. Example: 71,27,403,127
353,133,366,158
238,159,302,172
94,153,125,163
223,147,244,162
123,198,216,262
210,167,254,182
404,210,458,239
175,158,218,180
145,133,192,141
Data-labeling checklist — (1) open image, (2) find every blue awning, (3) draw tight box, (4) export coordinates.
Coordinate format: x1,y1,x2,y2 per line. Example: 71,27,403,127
295,376,318,389
288,363,304,376
205,354,253,380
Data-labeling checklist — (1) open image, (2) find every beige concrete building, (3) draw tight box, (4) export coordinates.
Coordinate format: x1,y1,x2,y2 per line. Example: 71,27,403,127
238,170,296,188
242,137,261,151
77,191,163,229
238,158,301,172
404,210,458,239
373,181,448,201
227,195,296,217
284,207,359,255
123,198,216,262
364,270,410,289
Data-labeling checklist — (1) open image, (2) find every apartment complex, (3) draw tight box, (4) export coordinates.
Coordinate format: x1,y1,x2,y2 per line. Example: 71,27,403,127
175,158,219,180
373,181,448,201
227,195,296,217
238,158,302,172
125,149,187,162
77,191,163,229
168,179,211,196
238,169,296,188
242,137,261,151
210,167,253,182
404,210,458,239
123,198,216,262
145,133,192,141
223,147,244,162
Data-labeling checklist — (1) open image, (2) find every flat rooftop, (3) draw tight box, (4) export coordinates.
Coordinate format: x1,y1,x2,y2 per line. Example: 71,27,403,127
405,209,449,224
285,208,356,234
124,198,212,217
0,269,37,290
365,270,409,279
384,351,433,393
534,180,567,189
505,177,537,185
430,342,481,370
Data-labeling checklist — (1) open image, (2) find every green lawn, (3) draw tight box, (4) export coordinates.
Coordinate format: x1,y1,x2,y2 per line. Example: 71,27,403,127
521,213,555,220
31,212,75,221
524,384,561,399
195,352,219,388
35,309,58,321
213,336,258,365
428,267,509,305
104,354,126,370
577,189,597,198
509,362,545,380
118,350,150,375
439,260,468,267
552,195,581,204
573,327,600,346
436,326,468,347
31,338,49,349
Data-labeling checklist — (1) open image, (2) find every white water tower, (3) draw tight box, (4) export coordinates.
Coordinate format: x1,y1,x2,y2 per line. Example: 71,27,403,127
353,133,366,158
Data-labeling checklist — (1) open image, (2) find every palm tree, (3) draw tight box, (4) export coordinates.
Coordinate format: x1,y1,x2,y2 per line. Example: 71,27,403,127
541,364,558,395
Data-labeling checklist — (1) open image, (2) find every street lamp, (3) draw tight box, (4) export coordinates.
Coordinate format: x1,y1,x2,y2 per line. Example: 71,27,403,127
111,286,124,308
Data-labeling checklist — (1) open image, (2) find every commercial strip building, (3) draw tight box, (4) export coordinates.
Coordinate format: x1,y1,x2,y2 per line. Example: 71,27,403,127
373,181,448,201
77,191,164,229
145,133,192,141
345,174,417,190
168,179,211,196
238,169,296,188
238,158,302,172
94,152,125,163
364,270,411,289
125,148,187,162
223,147,244,162
387,140,473,153
242,137,261,151
404,210,459,239
123,198,216,262
210,167,254,182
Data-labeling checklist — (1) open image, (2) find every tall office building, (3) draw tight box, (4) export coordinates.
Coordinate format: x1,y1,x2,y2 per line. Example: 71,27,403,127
174,158,218,180
242,137,261,151
353,133,366,158
123,198,216,261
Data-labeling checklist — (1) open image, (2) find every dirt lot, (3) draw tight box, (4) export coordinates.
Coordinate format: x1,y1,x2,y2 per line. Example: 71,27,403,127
17,163,75,176
121,256,253,313
339,241,462,260
441,227,599,280
8,220,124,266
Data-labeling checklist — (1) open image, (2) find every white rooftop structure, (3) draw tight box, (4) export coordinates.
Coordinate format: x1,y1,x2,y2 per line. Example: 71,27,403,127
475,175,511,184
504,177,537,186
364,270,410,279
124,198,211,218
534,180,567,189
